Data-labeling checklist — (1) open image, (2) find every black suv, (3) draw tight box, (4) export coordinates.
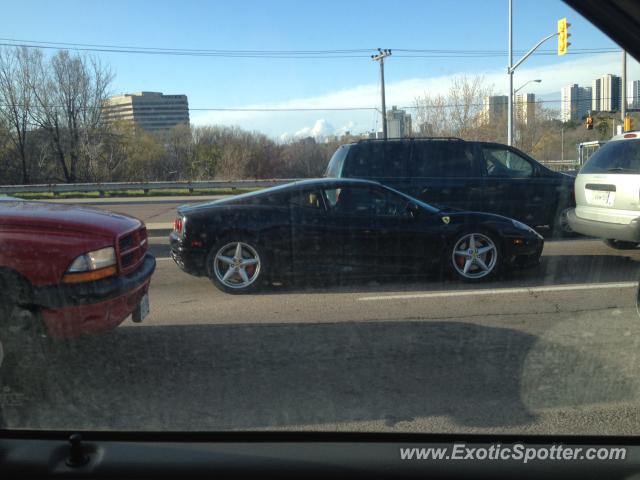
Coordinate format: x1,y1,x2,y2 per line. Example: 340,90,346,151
325,138,575,233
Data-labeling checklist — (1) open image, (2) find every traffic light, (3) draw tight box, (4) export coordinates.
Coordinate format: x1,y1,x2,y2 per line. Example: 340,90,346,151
586,115,593,130
558,18,571,56
624,115,633,132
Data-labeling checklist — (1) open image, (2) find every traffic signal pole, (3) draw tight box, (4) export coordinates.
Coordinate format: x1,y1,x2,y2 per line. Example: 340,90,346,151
507,31,559,145
507,5,569,146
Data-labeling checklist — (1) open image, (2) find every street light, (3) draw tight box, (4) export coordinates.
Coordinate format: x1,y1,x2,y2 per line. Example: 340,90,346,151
514,79,542,95
513,79,541,145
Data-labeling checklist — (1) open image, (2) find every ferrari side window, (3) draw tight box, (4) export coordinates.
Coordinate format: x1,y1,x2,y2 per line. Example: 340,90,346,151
288,190,324,210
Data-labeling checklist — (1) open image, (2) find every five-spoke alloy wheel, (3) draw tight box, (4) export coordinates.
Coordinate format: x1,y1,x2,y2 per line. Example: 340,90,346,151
450,232,500,281
209,239,263,293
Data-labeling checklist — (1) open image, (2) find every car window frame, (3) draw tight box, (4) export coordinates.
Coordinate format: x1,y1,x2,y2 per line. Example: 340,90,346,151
409,140,481,178
286,188,328,213
322,185,411,218
480,143,536,179
341,141,411,179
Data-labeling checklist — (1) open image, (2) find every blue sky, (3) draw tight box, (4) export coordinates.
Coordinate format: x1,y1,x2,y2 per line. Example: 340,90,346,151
2,0,635,138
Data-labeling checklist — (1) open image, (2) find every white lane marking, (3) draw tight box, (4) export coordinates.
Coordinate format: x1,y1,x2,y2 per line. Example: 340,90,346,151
358,282,638,301
156,257,174,261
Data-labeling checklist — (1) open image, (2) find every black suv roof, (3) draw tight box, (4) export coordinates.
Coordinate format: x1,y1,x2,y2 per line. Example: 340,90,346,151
354,137,465,144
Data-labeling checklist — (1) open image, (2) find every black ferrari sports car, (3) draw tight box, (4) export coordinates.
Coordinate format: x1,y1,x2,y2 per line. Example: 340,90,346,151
169,178,543,293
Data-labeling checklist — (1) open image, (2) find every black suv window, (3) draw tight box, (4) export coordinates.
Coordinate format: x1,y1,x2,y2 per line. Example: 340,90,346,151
409,142,476,177
342,142,410,178
325,145,348,177
581,138,640,174
482,146,534,178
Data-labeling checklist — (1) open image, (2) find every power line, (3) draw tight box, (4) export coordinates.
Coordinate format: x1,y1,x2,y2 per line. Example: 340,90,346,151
0,38,621,59
0,98,609,112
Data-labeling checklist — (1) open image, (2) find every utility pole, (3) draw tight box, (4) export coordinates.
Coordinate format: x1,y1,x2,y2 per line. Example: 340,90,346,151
622,50,627,121
372,49,392,140
508,0,513,146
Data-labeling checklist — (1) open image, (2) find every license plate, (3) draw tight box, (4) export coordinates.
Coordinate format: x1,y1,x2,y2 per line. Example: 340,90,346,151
586,189,615,207
132,293,150,323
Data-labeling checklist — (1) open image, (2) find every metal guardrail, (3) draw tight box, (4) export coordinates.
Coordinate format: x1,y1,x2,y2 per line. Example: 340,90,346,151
0,159,581,195
539,159,580,172
0,179,298,195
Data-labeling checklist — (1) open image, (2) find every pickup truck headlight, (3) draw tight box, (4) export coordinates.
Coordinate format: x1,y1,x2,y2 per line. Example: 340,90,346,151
63,247,117,283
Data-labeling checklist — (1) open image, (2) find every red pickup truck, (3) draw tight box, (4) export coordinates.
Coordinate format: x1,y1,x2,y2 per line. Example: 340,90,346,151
0,198,155,354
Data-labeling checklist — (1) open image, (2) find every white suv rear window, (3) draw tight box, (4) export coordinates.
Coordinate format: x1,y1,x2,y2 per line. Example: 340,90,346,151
581,139,640,174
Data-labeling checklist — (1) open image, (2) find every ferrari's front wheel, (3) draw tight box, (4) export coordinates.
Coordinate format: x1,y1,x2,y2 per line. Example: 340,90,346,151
449,231,501,281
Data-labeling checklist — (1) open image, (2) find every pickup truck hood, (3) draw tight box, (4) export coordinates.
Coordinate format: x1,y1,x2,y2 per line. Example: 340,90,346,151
0,199,142,238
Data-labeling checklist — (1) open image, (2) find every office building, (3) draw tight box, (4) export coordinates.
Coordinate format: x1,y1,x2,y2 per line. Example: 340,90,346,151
599,74,621,112
515,93,535,125
631,80,640,109
561,84,592,122
386,106,412,138
591,78,601,112
481,95,508,124
103,91,190,132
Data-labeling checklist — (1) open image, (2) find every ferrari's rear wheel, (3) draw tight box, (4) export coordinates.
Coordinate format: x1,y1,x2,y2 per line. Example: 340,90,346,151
207,238,265,294
450,232,501,281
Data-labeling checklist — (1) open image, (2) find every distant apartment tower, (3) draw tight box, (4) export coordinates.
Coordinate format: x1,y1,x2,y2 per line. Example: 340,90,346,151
631,80,640,109
482,95,508,124
515,93,535,125
386,106,412,138
599,74,622,112
561,84,592,122
591,78,601,112
103,91,190,132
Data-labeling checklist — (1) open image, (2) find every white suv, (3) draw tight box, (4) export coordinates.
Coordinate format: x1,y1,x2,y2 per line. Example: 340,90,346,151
568,131,640,249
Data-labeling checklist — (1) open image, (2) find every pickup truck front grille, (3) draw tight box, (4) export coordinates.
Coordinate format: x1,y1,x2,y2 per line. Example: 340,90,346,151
117,227,148,274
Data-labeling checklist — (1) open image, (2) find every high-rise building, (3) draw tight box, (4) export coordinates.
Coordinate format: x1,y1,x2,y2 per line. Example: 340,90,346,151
561,84,592,122
515,93,535,125
599,74,622,112
386,106,412,138
103,91,190,133
482,95,508,124
582,86,593,116
591,78,601,112
561,85,578,122
631,80,640,109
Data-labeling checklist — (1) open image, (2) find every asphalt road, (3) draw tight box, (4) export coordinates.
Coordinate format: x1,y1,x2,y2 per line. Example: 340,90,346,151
2,236,640,435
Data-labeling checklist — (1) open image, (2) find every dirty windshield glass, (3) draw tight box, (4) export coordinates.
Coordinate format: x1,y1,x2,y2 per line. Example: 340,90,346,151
0,0,639,437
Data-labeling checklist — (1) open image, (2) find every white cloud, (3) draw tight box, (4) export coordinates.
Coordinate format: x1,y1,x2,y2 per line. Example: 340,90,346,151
190,52,640,137
293,119,335,139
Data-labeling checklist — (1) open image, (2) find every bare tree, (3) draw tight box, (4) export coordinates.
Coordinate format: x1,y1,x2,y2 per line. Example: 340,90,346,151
0,47,40,183
29,50,113,182
448,75,494,137
414,75,494,139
